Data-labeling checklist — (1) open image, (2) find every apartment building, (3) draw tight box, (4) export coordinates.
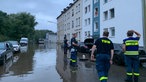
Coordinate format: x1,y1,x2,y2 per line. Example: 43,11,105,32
100,0,144,46
82,0,93,41
57,0,83,42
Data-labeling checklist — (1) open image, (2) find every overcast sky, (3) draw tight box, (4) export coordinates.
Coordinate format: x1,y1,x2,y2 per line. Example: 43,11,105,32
0,0,73,32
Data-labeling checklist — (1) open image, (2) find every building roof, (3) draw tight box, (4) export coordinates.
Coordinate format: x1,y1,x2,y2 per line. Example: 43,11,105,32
56,0,78,19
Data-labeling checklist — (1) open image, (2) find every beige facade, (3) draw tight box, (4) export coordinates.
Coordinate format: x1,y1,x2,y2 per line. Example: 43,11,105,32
57,0,83,43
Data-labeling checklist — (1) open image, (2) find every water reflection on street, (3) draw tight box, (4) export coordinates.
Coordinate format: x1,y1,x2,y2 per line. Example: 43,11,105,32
56,44,146,82
0,42,62,82
0,43,146,82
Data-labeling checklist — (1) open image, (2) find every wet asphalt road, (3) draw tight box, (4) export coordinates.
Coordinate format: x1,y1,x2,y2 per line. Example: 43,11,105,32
0,43,62,82
56,44,146,82
0,43,146,82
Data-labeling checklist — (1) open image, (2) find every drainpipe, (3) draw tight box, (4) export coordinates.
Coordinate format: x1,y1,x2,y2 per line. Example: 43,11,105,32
142,0,146,51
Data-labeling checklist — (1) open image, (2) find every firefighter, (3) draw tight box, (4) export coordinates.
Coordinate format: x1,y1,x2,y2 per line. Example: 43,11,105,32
91,31,114,82
70,33,78,67
123,30,141,82
64,35,69,54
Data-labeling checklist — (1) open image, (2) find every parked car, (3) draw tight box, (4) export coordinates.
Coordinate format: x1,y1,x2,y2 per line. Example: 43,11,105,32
78,38,94,53
78,42,88,53
0,42,13,65
113,44,146,65
7,41,20,52
20,37,28,46
38,38,45,44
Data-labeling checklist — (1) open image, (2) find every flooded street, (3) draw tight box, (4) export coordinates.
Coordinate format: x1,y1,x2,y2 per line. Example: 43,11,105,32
56,44,146,82
0,43,62,82
0,43,146,82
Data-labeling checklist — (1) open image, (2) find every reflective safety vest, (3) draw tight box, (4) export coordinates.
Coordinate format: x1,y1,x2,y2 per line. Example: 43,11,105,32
124,40,139,55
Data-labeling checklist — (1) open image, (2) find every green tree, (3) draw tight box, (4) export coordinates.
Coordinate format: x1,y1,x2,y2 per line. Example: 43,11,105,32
34,30,55,43
0,11,37,41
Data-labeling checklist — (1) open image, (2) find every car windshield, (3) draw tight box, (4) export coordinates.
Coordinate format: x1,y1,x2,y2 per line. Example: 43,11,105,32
21,38,28,41
0,43,5,49
8,41,18,45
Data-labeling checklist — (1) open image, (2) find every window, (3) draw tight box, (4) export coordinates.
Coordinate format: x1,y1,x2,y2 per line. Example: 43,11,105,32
95,8,98,17
76,18,78,27
103,28,108,32
110,27,115,37
95,22,98,30
79,17,80,26
110,8,115,18
78,4,80,12
88,5,90,12
85,19,87,26
103,11,108,20
68,23,70,30
85,7,87,14
88,18,90,25
104,0,108,3
88,31,90,37
72,21,74,28
76,6,78,14
95,22,98,31
79,32,81,41
72,9,74,16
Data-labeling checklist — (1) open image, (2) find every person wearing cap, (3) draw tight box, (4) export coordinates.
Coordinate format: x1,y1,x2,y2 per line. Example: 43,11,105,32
123,30,141,82
91,31,114,82
70,33,78,67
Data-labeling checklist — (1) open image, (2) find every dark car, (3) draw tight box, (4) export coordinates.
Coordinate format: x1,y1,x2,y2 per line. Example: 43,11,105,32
113,43,146,65
0,42,13,65
78,42,88,53
7,41,20,52
78,38,94,53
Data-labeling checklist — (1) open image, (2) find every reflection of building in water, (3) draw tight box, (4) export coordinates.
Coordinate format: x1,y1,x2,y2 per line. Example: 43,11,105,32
46,33,57,43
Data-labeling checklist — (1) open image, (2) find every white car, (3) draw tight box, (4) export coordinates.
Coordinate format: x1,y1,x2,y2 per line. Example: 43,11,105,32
20,37,28,46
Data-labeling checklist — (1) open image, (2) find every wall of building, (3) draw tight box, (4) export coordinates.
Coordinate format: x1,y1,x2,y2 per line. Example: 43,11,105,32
100,0,143,46
46,33,57,43
81,0,93,42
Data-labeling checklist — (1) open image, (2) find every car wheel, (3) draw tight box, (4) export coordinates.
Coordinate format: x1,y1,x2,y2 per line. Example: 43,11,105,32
113,54,125,66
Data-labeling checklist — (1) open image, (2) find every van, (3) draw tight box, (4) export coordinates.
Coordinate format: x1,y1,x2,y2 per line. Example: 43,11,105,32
20,37,28,46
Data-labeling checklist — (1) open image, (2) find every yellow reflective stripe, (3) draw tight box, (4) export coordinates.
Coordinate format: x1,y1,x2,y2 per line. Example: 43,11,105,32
124,51,139,55
70,59,76,62
102,40,110,44
126,42,138,46
125,40,138,43
125,40,138,46
127,73,133,76
71,60,76,62
134,73,140,76
100,76,108,81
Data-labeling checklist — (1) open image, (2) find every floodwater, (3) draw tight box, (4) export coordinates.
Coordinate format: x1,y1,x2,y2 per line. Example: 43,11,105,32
0,43,146,82
0,43,62,82
56,44,146,82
